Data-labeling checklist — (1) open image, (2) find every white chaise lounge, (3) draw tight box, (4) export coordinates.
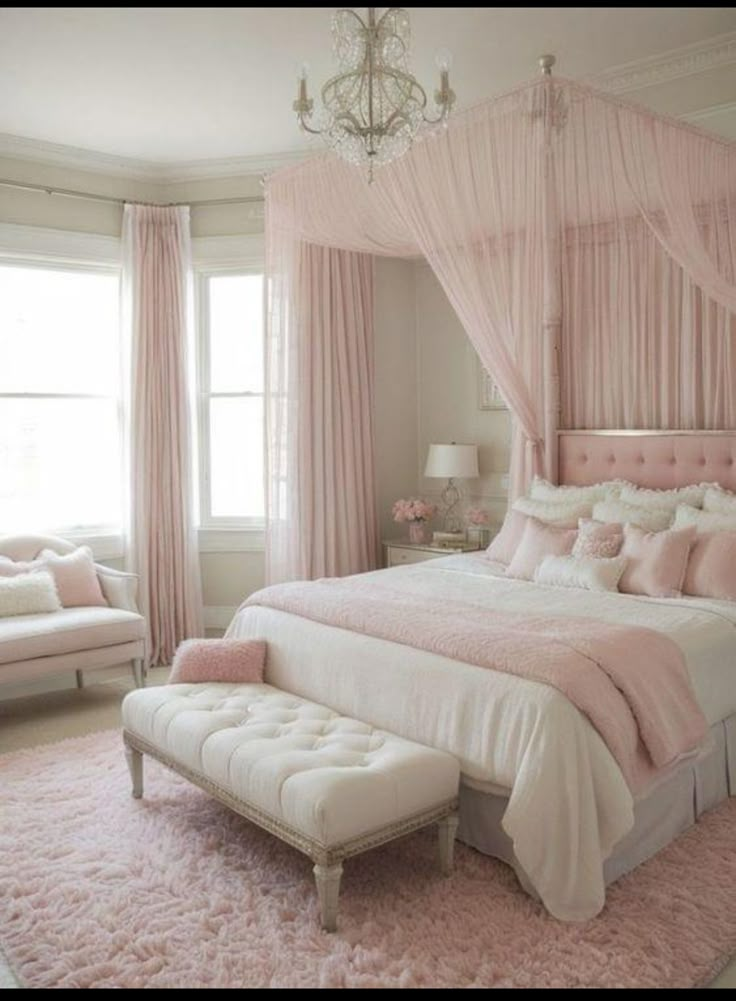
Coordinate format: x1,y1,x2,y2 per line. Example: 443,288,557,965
122,683,461,931
0,534,146,692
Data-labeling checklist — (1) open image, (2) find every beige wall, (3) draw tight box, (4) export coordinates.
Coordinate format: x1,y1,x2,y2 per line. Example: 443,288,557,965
414,263,511,531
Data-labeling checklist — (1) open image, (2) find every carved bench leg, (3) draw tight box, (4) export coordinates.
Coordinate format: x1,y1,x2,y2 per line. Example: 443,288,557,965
132,659,145,689
125,744,144,799
437,813,459,876
75,670,84,689
313,862,343,932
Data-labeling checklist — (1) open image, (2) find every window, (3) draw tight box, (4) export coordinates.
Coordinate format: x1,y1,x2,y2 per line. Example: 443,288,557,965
197,271,265,527
0,262,123,535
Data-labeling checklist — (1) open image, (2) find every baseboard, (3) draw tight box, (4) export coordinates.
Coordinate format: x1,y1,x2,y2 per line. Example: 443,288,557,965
204,605,238,630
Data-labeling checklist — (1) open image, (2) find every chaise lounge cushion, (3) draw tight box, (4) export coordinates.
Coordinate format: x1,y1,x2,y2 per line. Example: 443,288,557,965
0,606,146,665
122,683,460,846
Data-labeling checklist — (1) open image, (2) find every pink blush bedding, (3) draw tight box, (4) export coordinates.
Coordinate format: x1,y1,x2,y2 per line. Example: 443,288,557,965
245,577,707,793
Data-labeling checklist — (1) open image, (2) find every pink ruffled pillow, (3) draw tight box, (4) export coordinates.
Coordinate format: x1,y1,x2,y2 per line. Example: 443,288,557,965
683,531,736,602
506,517,578,581
486,509,527,565
572,519,624,559
168,638,267,684
618,524,696,599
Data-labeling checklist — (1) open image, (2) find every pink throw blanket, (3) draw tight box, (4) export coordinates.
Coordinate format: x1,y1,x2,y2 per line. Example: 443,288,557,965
245,577,708,791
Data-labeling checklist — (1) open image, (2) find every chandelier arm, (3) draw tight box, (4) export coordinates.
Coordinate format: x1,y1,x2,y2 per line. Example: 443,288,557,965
297,116,326,137
335,7,368,32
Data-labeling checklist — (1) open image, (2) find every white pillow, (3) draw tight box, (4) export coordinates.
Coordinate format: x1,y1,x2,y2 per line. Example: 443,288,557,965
592,498,672,532
534,554,627,592
513,496,592,525
673,503,736,534
703,485,736,515
0,571,60,617
529,477,613,505
619,482,705,511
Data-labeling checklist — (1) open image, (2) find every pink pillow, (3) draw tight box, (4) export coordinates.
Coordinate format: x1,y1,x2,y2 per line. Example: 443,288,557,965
39,547,106,607
573,519,623,559
168,638,267,684
683,531,736,602
506,517,578,581
618,524,696,599
486,510,527,565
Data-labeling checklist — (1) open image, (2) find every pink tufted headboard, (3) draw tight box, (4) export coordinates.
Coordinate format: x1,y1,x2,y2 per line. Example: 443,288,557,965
558,431,736,492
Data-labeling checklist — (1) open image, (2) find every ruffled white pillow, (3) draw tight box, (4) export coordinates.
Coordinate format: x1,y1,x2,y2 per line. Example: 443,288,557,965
529,477,615,505
0,571,60,617
513,496,593,525
619,482,705,511
703,485,736,516
673,503,736,534
534,554,627,592
592,498,672,532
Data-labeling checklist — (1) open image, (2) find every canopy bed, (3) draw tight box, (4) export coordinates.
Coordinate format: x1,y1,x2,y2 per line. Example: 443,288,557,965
242,69,736,920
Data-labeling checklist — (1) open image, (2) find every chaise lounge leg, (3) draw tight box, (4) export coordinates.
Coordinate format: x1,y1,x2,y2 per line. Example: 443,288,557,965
75,670,84,689
125,743,144,799
313,861,343,932
131,658,145,689
437,814,459,876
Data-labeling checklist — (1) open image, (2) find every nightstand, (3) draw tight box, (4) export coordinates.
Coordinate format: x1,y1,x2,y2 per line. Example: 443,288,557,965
383,540,482,568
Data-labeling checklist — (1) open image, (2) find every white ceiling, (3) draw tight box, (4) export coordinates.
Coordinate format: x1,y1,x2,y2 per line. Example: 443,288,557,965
1,7,736,164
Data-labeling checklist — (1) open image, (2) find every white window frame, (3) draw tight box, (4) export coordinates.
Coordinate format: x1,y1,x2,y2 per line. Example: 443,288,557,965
0,250,125,557
195,264,266,534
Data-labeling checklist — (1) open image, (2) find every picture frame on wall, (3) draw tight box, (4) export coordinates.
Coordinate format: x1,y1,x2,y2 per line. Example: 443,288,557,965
477,361,507,411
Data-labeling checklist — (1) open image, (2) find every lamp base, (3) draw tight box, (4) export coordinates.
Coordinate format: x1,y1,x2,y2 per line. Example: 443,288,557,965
441,479,464,533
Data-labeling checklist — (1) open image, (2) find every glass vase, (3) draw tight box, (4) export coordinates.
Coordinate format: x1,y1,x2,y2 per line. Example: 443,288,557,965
408,521,429,545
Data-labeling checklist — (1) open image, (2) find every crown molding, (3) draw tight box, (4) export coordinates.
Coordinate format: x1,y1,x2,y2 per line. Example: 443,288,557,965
0,132,312,183
681,99,736,124
593,30,736,95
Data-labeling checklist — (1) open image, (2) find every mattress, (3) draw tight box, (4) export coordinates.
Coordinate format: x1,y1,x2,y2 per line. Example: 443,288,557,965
227,554,736,920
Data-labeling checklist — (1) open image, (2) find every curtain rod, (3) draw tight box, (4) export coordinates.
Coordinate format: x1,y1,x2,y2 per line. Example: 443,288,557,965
0,177,264,208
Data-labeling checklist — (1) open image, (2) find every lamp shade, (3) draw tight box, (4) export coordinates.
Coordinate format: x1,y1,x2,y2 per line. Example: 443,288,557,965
424,443,479,479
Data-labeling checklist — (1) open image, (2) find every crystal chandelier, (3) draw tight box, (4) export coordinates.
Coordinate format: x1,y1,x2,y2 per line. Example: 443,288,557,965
293,7,456,180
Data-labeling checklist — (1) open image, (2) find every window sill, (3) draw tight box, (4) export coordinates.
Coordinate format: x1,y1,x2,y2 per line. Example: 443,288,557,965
197,527,265,553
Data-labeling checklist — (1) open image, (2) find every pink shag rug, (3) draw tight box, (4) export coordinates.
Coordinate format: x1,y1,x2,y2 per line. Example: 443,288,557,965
1,731,735,989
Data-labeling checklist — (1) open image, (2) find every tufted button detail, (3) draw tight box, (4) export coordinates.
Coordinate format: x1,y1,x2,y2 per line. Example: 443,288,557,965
637,455,645,464
700,458,707,466
608,455,615,463
669,457,676,465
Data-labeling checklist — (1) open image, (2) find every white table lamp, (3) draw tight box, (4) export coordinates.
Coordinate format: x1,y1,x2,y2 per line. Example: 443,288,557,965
424,442,479,533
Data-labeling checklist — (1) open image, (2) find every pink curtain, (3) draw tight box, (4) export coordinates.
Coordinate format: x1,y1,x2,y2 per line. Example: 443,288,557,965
266,241,379,582
123,204,202,666
266,77,736,574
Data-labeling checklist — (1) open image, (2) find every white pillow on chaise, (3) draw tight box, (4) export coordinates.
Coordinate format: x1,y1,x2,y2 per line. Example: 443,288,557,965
0,571,61,617
702,485,736,516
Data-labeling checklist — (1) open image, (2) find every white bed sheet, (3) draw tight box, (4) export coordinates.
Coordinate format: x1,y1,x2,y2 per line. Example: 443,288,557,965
227,555,736,920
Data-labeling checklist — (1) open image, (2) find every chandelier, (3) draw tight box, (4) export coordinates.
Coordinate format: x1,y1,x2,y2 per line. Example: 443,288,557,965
293,7,456,180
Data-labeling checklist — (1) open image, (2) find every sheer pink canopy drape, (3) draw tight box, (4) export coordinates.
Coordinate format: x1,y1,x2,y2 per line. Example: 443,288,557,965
266,242,379,581
266,76,736,582
123,204,202,665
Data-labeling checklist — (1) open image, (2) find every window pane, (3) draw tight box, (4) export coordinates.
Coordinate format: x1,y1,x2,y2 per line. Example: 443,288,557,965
209,274,263,393
0,266,120,394
0,398,122,531
209,396,264,518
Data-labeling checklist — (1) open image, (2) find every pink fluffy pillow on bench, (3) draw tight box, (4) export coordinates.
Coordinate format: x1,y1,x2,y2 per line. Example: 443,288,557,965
168,638,266,684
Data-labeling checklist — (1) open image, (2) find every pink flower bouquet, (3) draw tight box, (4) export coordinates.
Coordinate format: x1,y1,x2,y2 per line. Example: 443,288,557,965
466,507,490,526
392,498,437,524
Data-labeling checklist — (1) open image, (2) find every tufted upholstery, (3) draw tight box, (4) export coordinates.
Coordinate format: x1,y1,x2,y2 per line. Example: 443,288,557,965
122,683,460,846
559,432,736,492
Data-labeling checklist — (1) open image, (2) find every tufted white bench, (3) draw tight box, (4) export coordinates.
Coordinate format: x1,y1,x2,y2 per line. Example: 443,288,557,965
121,683,460,931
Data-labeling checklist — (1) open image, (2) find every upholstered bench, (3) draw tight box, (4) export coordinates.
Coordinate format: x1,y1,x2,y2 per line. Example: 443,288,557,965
121,683,460,931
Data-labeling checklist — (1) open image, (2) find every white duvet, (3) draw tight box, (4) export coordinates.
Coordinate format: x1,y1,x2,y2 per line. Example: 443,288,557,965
227,555,736,920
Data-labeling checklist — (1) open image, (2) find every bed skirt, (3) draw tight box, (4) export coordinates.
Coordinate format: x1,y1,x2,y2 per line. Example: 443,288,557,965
458,715,736,893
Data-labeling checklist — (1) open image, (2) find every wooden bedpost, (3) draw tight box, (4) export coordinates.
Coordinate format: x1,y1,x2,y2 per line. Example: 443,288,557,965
540,55,562,484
